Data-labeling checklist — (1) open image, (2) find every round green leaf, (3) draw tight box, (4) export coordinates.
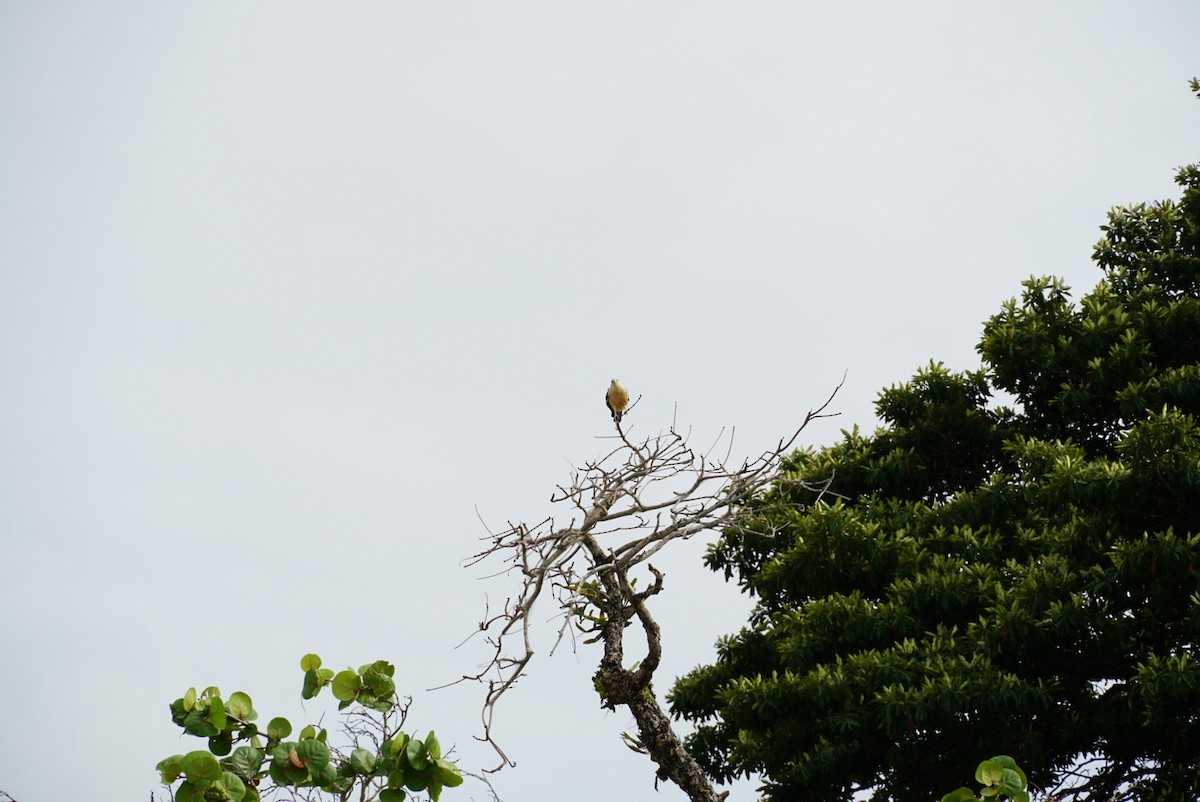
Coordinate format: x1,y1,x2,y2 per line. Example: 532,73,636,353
425,732,441,760
296,738,331,771
228,746,263,779
300,653,322,671
405,738,429,771
183,687,197,711
227,691,254,720
350,748,377,774
221,770,247,801
156,754,185,784
1001,768,1026,794
181,750,223,782
209,730,234,756
299,724,316,741
975,760,1003,786
332,669,362,702
380,789,407,802
175,781,204,802
267,717,292,739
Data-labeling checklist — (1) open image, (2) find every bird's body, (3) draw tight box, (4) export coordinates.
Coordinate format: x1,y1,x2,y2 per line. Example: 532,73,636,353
606,379,630,423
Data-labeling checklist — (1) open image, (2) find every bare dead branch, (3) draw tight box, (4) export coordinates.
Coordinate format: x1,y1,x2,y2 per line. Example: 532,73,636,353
459,381,842,800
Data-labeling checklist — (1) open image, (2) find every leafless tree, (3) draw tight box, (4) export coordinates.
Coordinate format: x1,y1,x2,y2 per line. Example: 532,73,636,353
461,383,842,802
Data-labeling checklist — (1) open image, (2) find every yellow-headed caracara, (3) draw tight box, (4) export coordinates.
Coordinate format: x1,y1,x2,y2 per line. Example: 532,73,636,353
606,379,630,423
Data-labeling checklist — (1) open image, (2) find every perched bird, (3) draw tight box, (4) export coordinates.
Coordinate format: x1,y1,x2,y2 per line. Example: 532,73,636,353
606,379,630,423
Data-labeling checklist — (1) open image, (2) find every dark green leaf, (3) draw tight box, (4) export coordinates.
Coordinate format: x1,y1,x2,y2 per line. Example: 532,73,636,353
208,730,233,756
183,709,218,738
301,669,320,700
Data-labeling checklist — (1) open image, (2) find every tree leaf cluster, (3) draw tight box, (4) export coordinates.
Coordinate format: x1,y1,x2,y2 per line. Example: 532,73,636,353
156,654,463,802
669,148,1200,799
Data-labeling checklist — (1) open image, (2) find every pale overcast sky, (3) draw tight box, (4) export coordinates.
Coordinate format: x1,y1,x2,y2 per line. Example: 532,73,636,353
1,4,1198,801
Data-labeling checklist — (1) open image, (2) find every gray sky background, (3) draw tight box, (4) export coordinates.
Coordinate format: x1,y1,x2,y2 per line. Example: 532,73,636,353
2,4,1198,801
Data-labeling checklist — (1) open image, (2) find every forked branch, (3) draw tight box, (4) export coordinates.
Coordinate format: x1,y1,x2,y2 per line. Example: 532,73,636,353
461,382,841,800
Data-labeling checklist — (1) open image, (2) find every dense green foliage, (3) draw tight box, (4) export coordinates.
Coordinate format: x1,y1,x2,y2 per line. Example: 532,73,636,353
156,654,463,802
669,157,1200,801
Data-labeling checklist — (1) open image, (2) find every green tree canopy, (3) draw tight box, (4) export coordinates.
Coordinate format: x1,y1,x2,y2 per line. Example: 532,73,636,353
668,154,1200,800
